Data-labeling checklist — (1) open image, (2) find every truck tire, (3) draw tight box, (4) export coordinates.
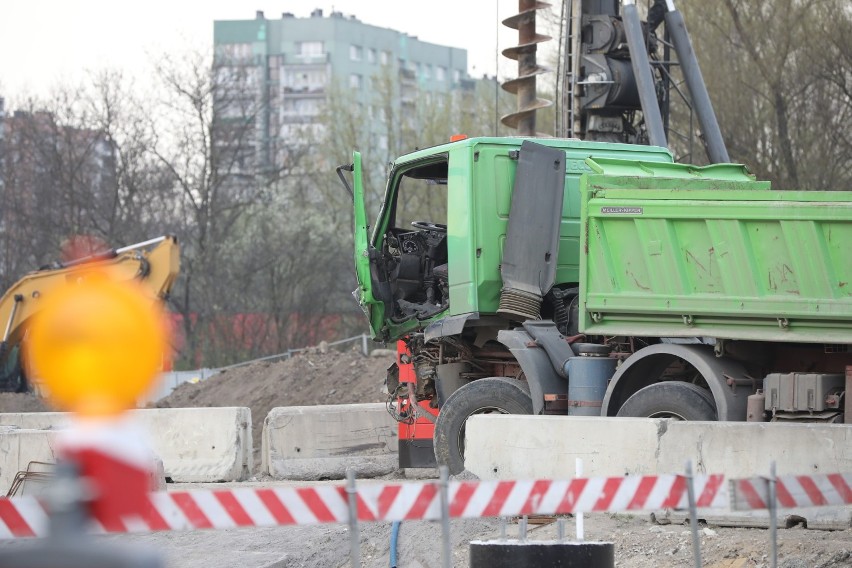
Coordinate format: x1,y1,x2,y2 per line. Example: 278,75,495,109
434,377,533,475
616,382,717,421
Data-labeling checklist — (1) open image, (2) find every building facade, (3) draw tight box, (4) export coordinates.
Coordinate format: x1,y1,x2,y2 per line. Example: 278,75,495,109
213,9,474,172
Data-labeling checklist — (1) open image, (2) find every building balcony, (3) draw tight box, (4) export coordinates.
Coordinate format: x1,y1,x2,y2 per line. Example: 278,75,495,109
285,53,330,65
280,86,327,97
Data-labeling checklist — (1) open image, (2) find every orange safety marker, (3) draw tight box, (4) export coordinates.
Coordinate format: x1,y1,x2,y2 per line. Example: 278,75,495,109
26,266,169,527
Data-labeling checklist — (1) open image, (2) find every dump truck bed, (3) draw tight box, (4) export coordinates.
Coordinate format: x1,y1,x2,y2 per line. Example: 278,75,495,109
579,159,852,344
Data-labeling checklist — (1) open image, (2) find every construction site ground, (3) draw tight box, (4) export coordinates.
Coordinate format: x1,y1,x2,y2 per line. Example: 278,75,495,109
101,479,852,568
0,349,850,566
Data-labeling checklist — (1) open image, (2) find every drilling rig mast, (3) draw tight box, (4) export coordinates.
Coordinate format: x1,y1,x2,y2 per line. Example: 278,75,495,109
501,0,553,136
552,0,729,162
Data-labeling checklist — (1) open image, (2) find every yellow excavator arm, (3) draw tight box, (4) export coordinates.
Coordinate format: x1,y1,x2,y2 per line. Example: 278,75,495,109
0,236,180,392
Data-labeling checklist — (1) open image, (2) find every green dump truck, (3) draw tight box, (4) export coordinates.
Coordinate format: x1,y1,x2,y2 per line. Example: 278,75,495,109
342,137,852,473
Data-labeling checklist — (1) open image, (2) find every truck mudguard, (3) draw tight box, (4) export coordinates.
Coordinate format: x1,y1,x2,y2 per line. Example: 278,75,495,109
601,343,751,420
497,328,568,415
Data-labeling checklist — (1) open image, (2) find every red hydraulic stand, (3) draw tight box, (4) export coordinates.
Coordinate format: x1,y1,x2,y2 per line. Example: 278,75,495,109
396,340,438,468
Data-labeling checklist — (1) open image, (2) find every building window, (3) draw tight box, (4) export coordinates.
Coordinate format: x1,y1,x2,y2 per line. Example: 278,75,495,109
368,48,376,63
284,68,327,92
283,98,320,116
218,43,252,63
298,41,324,56
350,45,362,61
349,74,362,89
380,51,390,65
453,69,461,83
423,64,431,79
436,66,446,81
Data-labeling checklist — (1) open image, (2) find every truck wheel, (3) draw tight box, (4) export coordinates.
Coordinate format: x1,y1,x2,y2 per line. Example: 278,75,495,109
434,377,532,475
616,382,717,421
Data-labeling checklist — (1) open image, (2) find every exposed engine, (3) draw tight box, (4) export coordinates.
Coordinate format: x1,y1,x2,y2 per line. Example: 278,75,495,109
383,224,449,322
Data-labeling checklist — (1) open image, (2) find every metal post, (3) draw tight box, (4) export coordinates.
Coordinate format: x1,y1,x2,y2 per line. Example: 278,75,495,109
500,517,508,540
685,460,702,568
439,466,452,568
114,236,167,254
663,1,730,163
361,334,368,356
345,469,361,568
44,460,89,540
575,458,584,541
556,517,566,541
622,0,668,147
768,461,778,568
519,515,528,541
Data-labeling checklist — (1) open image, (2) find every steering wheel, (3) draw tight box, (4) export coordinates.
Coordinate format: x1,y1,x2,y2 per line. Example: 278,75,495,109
411,221,447,233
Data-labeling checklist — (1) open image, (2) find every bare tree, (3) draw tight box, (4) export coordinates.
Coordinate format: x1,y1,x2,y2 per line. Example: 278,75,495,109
0,74,166,290
683,0,851,189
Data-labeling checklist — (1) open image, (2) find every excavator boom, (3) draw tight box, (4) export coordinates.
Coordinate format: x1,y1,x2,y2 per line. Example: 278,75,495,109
0,236,180,392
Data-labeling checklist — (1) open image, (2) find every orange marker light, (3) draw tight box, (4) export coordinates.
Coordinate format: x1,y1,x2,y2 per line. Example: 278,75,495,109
450,134,468,142
27,269,167,417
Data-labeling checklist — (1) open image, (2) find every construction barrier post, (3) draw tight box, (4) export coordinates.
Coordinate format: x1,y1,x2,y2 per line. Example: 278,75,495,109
575,458,584,540
345,469,361,568
769,461,778,568
439,466,452,568
685,460,702,568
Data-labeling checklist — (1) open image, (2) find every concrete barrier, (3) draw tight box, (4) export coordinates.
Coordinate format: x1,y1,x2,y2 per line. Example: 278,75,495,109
465,415,852,479
263,403,397,480
465,415,852,529
0,407,252,484
0,412,69,431
134,407,252,483
0,428,58,494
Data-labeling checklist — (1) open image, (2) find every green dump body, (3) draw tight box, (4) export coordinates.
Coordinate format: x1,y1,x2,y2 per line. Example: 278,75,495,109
579,158,852,344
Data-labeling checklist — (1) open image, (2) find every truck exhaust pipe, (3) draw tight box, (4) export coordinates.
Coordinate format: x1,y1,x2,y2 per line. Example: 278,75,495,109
498,141,566,321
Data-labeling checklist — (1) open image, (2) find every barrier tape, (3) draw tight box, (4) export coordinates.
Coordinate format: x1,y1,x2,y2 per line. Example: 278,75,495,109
731,472,852,511
0,472,848,539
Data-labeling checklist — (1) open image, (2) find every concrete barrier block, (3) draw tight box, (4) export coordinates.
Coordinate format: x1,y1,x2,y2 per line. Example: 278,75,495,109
465,415,852,479
263,403,397,480
0,408,252,483
133,407,252,482
466,416,852,528
0,407,254,493
0,428,58,495
0,412,69,431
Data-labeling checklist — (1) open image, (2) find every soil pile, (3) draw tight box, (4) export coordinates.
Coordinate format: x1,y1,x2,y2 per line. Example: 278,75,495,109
0,393,50,413
156,348,395,448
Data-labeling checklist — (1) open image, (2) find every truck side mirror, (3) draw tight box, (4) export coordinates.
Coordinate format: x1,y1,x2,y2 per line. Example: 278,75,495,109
336,163,354,200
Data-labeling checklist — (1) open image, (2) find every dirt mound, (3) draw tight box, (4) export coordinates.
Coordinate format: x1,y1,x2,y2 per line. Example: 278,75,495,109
156,348,395,449
0,393,50,413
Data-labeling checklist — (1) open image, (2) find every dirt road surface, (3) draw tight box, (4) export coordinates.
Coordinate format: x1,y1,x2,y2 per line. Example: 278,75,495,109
84,480,852,568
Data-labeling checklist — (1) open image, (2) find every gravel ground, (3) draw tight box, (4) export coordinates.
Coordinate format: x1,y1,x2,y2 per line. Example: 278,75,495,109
3,478,848,568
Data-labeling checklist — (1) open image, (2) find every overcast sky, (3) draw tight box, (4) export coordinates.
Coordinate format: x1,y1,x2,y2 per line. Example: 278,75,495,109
0,0,550,101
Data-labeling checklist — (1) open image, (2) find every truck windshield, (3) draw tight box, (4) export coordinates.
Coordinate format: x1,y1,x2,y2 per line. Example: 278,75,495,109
391,160,448,230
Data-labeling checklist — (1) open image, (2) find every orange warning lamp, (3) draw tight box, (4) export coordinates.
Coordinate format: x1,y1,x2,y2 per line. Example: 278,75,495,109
27,269,167,417
450,134,468,142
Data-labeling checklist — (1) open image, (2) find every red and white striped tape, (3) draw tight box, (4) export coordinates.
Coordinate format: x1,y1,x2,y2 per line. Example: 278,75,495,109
731,472,852,511
0,473,725,538
0,471,848,539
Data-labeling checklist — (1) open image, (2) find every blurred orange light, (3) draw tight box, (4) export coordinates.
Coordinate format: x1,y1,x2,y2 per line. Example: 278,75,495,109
450,134,468,142
27,269,168,417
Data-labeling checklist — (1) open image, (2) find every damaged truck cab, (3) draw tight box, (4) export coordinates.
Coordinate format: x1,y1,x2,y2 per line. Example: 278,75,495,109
352,137,672,341
345,136,852,473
